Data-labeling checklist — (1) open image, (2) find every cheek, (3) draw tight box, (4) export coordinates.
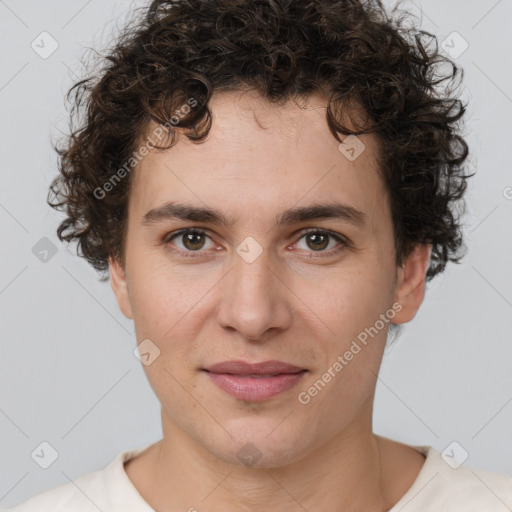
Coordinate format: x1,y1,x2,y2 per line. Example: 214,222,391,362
299,265,394,337
127,263,214,369
127,254,202,332
298,275,391,412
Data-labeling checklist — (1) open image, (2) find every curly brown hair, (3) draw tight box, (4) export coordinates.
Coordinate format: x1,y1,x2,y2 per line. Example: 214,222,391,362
49,0,471,282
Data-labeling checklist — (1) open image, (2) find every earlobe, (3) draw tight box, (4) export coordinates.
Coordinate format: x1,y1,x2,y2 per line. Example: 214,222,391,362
109,256,133,320
392,244,431,324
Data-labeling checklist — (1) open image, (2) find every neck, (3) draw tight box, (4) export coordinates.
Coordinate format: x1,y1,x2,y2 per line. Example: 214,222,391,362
138,413,400,511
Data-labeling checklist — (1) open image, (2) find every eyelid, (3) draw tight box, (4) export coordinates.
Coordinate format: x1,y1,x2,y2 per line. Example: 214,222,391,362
164,227,209,243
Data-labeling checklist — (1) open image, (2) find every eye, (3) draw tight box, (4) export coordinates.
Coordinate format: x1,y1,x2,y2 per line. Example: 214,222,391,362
293,229,347,255
163,227,348,258
165,228,216,253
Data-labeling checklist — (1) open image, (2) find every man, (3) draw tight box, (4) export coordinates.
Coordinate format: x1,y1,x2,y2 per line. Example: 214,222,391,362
6,0,512,510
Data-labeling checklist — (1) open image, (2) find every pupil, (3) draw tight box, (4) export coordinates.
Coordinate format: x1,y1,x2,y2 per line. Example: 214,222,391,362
307,233,328,251
184,232,204,250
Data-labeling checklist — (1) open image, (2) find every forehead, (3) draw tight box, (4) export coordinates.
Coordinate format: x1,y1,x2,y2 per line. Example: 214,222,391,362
129,90,387,230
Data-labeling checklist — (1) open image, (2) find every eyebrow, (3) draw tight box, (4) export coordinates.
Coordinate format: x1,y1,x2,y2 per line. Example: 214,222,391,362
142,201,366,228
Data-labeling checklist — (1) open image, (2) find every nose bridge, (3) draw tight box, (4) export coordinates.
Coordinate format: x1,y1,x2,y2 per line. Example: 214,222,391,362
216,242,291,340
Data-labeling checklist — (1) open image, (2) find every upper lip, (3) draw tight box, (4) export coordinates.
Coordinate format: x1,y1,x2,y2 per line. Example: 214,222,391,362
203,360,307,375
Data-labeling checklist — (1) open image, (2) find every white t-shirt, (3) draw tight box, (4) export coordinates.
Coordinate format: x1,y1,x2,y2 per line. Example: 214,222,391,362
4,444,512,511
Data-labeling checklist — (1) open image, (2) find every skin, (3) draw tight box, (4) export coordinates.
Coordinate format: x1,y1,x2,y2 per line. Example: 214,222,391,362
110,89,431,511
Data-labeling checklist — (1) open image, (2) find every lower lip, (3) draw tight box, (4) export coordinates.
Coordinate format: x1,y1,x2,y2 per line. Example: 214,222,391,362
204,370,307,401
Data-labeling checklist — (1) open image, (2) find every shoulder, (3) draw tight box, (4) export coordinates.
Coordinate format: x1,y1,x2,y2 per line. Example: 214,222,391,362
391,445,512,511
2,469,109,512
3,444,154,512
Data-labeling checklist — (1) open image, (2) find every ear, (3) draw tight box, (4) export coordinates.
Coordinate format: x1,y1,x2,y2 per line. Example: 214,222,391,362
109,256,133,319
392,244,431,324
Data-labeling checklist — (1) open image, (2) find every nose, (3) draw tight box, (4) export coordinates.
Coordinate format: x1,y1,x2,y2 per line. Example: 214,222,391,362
216,244,293,341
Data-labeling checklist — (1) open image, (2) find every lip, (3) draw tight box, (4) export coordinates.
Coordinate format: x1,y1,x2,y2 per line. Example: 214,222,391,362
204,360,306,375
203,360,308,401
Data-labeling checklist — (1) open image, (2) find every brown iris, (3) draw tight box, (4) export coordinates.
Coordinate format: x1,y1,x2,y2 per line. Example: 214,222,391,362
305,232,329,251
182,232,206,250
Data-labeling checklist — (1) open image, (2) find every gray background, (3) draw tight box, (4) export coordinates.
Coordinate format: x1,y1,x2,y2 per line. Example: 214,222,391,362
1,0,511,508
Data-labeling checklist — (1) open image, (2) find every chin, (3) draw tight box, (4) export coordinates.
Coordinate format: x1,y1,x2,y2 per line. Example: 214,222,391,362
203,421,310,469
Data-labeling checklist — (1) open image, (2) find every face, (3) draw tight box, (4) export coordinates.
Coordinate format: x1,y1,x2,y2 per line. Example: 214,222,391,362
110,89,430,468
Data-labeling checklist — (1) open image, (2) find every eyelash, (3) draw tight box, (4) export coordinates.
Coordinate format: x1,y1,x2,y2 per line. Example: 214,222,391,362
163,227,348,258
